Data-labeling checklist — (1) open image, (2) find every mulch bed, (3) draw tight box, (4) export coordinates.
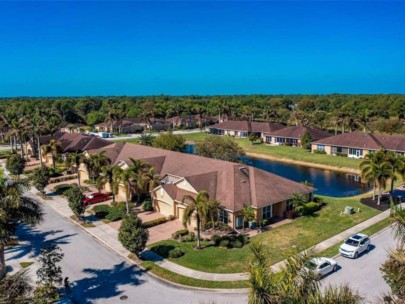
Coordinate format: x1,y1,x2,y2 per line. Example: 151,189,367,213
360,195,391,211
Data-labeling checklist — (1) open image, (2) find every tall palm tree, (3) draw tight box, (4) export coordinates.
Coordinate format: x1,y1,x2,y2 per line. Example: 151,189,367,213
141,167,160,193
384,152,405,193
114,167,136,214
96,164,119,205
28,109,46,165
0,178,43,278
8,117,27,158
69,151,84,187
182,190,209,249
41,139,62,169
83,151,111,182
360,151,385,201
128,158,150,204
206,199,224,229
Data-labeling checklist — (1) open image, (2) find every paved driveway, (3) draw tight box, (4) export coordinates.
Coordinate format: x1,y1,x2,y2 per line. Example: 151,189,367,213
321,227,396,303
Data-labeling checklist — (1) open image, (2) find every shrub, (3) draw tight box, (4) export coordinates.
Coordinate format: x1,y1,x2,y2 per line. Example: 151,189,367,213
285,209,297,219
49,175,77,183
142,217,167,228
53,184,75,195
117,201,134,212
142,199,153,211
180,232,196,242
167,215,174,221
336,152,348,157
219,239,230,248
6,154,26,177
172,229,189,239
92,205,111,219
105,207,125,221
168,247,185,259
314,149,327,154
212,234,249,249
151,245,174,258
297,202,321,216
259,219,270,228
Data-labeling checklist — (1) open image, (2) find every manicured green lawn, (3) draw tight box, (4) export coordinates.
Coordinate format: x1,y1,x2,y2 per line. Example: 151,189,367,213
149,196,380,273
141,261,249,289
181,132,362,170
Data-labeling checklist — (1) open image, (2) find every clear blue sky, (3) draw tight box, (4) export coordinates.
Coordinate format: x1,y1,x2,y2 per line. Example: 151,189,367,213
0,1,404,97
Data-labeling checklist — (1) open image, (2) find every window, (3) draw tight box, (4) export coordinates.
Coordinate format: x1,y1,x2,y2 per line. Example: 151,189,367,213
234,131,238,136
240,132,248,138
262,205,272,220
336,147,343,153
349,148,363,156
265,136,272,143
276,137,285,143
317,145,325,151
218,209,228,224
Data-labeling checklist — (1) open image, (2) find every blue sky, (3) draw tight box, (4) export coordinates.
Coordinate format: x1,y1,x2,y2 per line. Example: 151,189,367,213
0,1,404,96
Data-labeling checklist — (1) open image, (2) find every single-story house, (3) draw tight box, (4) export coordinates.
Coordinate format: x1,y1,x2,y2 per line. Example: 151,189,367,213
26,133,111,165
166,114,219,129
263,126,332,147
84,142,314,229
60,123,88,134
95,117,170,133
208,121,285,139
311,132,405,158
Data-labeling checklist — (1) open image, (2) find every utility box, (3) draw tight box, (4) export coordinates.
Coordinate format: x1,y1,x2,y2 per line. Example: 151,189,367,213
344,206,354,215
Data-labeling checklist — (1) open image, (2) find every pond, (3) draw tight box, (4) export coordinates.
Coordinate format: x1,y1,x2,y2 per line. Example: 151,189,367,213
184,145,368,197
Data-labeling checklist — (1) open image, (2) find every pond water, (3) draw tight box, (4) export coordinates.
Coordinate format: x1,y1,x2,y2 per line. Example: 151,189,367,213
184,145,368,197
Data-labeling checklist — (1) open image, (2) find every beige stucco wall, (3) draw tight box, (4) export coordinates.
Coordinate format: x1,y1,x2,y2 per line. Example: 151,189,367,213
175,179,197,193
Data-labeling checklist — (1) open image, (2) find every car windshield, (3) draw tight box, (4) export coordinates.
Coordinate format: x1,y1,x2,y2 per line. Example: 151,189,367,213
88,194,95,199
345,239,360,247
305,261,318,270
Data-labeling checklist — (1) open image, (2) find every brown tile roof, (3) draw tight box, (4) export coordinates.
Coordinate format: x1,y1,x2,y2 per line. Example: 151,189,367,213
265,125,332,141
44,133,111,153
209,121,285,133
312,132,405,152
87,142,313,212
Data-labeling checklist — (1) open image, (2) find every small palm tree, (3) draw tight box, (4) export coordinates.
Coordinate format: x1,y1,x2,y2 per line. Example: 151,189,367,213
384,152,405,193
206,199,224,229
128,158,150,204
41,139,62,169
182,190,209,249
69,151,84,187
0,178,43,278
139,133,155,146
240,204,255,230
96,165,119,205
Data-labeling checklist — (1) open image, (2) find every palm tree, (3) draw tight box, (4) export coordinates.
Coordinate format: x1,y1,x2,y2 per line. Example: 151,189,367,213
128,158,150,204
114,167,136,214
141,167,161,194
0,178,43,278
240,204,255,230
8,117,27,158
290,192,307,208
138,133,155,146
0,269,33,303
28,109,46,165
247,240,363,304
69,151,84,187
41,139,62,169
384,152,405,193
391,203,405,245
206,199,224,229
96,165,119,205
83,151,111,182
360,151,385,201
182,190,209,249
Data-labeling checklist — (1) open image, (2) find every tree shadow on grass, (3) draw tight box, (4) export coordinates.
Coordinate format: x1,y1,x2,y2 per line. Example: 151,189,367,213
5,224,76,261
70,262,145,303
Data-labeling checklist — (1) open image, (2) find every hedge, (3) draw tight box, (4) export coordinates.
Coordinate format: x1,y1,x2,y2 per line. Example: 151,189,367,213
53,184,75,195
92,205,111,219
172,229,189,239
211,234,249,249
105,207,125,221
142,217,167,229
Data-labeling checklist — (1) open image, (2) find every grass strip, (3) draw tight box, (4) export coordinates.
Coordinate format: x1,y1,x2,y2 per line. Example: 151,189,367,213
19,261,34,268
317,217,394,258
140,261,249,289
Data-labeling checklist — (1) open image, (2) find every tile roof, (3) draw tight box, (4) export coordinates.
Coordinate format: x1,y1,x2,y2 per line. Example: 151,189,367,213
86,142,313,212
265,125,332,141
312,132,405,152
40,133,111,153
209,121,285,133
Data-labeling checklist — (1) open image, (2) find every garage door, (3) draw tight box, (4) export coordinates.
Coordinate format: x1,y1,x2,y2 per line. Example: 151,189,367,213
156,200,172,217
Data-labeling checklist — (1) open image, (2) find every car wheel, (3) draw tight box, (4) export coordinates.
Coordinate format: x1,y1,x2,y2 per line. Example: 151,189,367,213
366,245,370,252
333,265,337,272
354,252,358,259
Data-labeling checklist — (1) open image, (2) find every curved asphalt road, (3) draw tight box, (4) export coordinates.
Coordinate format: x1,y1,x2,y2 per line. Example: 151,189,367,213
9,202,247,304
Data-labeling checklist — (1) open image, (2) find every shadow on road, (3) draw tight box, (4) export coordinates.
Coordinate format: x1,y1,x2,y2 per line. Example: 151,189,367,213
5,224,76,261
70,262,146,303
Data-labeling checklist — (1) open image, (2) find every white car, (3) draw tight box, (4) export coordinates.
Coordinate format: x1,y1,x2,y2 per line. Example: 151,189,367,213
339,233,371,259
305,257,338,277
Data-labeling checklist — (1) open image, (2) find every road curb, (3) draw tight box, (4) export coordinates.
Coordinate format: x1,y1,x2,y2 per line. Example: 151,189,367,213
35,192,249,293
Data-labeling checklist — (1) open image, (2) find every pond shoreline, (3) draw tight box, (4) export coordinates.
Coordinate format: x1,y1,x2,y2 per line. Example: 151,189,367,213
245,152,361,175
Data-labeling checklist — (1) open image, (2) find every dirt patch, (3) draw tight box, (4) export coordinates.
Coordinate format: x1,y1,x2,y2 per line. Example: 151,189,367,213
360,195,391,211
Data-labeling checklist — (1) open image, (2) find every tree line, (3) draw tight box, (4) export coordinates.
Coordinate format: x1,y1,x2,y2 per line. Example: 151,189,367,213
1,94,405,135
